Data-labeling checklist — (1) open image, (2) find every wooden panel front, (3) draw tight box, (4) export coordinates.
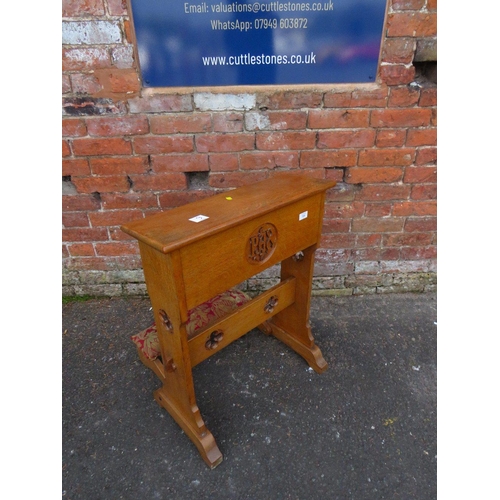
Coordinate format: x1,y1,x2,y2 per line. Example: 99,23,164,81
188,277,296,367
180,193,323,309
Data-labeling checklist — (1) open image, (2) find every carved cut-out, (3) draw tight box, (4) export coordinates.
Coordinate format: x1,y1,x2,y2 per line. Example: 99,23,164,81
158,309,173,333
246,223,278,264
205,330,224,350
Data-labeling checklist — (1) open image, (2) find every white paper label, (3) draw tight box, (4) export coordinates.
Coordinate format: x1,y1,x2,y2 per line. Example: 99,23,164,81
189,214,209,223
299,211,308,221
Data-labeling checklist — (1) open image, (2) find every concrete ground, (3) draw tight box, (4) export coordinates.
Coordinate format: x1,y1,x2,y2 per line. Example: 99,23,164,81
62,292,437,500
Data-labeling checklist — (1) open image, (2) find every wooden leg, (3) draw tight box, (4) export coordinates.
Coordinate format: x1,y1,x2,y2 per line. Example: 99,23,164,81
153,387,223,469
269,246,328,374
136,346,223,468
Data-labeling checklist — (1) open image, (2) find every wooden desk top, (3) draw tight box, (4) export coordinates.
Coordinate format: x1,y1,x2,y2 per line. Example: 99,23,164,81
121,173,336,254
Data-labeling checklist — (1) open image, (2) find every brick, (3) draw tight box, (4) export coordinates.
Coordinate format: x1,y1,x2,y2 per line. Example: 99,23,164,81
427,0,437,10
209,171,268,188
257,91,323,110
325,168,344,183
415,147,437,165
245,111,307,131
110,46,134,69
134,136,193,154
384,233,434,247
62,97,127,116
72,175,131,193
323,92,352,108
324,201,365,219
101,193,157,210
393,201,437,216
87,116,149,137
152,154,209,172
401,246,437,260
406,128,436,146
355,233,382,248
63,227,109,242
352,217,404,233
353,247,401,261
389,86,420,107
208,154,239,172
129,172,187,191
346,167,404,184
323,89,383,110
240,152,299,170
62,0,105,17
317,129,375,149
404,166,437,183
89,209,143,226
90,157,148,175
128,95,193,113
308,109,370,129
63,194,101,211
356,184,411,201
213,113,244,133
62,212,90,227
68,243,96,257
196,134,254,153
320,234,357,249
380,38,416,65
420,87,437,107
63,159,90,176
364,203,392,217
70,73,103,94
72,138,132,156
63,119,87,137
358,148,414,166
107,0,127,15
107,70,141,93
95,242,140,256
376,129,406,147
405,217,437,232
71,73,103,94
194,93,255,111
63,75,72,94
379,64,415,85
325,183,359,202
411,184,437,200
63,140,71,157
256,131,315,150
62,21,122,45
150,114,212,134
371,108,432,127
387,13,437,37
322,219,351,233
62,47,110,71
300,150,357,168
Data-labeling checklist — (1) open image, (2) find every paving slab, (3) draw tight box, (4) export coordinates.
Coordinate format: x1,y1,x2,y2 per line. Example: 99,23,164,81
62,292,437,500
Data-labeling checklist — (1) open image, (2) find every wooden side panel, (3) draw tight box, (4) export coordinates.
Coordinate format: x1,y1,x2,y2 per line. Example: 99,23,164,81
180,193,323,310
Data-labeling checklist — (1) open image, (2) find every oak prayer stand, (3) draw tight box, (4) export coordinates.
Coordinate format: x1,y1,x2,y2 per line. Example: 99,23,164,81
121,173,336,468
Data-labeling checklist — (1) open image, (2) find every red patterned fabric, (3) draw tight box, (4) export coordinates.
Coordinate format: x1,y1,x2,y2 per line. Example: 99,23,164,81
131,288,250,360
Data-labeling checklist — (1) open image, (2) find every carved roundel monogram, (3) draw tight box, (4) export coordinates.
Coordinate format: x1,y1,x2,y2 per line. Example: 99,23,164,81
246,223,278,264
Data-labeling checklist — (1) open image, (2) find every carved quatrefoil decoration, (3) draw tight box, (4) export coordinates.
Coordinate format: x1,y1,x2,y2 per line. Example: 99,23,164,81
246,223,278,264
205,330,224,350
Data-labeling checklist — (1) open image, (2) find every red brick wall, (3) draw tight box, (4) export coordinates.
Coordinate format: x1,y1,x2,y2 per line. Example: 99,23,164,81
62,0,437,297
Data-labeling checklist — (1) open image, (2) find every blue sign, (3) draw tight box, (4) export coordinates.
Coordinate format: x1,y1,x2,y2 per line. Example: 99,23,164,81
129,0,387,87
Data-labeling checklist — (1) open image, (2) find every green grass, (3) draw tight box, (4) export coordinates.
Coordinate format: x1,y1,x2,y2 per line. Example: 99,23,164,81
62,294,98,304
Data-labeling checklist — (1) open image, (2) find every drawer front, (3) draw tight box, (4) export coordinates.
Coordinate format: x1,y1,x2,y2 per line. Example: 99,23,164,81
180,193,323,309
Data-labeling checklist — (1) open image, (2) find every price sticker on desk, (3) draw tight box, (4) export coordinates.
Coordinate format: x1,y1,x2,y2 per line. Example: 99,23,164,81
189,215,209,223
